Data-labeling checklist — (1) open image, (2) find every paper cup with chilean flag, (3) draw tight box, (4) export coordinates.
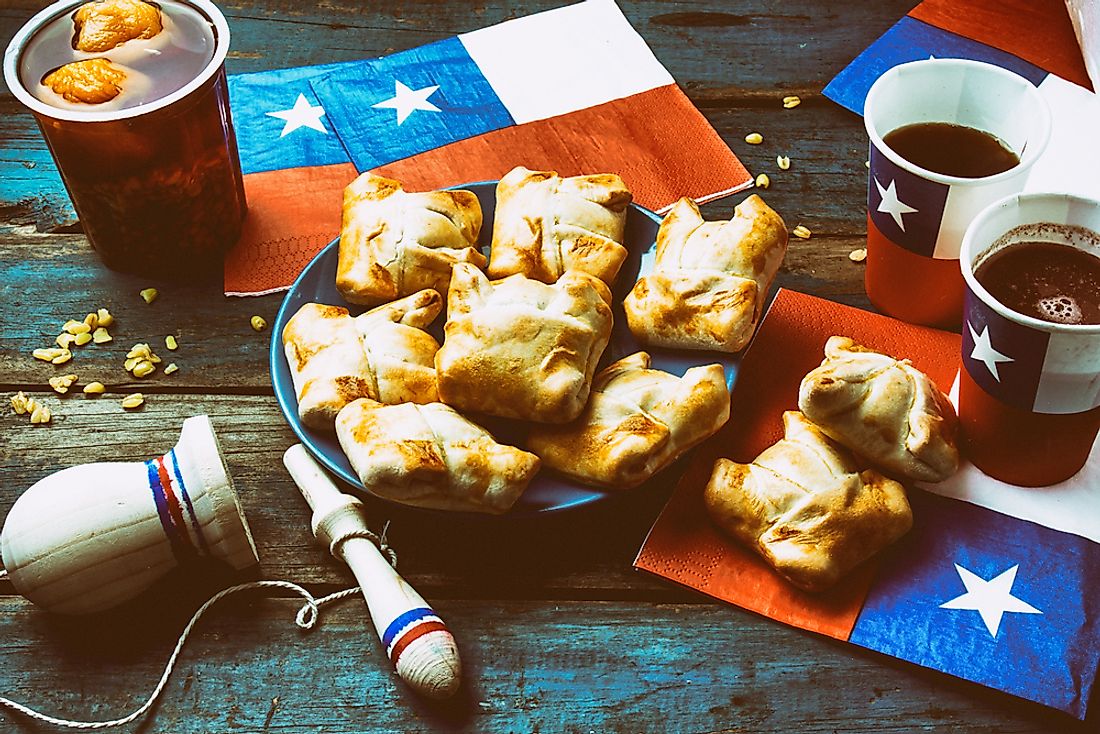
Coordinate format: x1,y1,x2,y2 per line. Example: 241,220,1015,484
959,192,1100,487
863,58,1050,327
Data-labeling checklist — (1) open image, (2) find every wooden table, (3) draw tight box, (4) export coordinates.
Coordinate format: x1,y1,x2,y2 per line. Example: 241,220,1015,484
0,1,1093,731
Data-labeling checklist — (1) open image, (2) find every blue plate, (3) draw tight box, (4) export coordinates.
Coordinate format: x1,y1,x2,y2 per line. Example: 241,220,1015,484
270,181,739,516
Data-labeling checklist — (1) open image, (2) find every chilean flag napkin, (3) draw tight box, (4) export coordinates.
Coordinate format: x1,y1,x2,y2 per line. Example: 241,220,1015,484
823,0,1100,204
634,289,1100,718
222,0,752,296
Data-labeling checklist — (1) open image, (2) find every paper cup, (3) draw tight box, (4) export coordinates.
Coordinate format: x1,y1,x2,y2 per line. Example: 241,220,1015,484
863,59,1051,327
3,0,246,277
959,192,1100,487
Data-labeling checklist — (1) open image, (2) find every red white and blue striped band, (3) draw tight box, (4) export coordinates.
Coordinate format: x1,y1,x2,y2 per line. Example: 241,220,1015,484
382,607,449,667
146,449,210,563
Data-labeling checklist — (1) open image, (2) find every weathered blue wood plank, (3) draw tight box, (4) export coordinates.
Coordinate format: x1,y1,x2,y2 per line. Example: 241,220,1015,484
0,148,73,229
0,597,1084,734
0,233,287,389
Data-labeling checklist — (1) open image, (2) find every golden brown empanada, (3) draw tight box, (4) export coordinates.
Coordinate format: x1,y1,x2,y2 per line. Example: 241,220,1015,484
623,195,787,353
282,290,442,429
798,336,959,482
336,173,485,305
435,262,613,423
527,352,730,489
487,166,632,286
335,398,540,514
704,411,912,592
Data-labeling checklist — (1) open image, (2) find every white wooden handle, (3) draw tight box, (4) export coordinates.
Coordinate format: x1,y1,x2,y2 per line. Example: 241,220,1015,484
282,445,461,700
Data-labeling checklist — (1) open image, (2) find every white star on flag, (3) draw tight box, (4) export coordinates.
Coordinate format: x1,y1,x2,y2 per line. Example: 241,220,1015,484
940,563,1042,637
373,80,442,125
968,321,1014,382
875,177,919,231
266,93,328,138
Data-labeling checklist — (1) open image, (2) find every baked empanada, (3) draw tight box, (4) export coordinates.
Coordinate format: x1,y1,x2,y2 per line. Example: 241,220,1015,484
335,398,540,514
527,352,730,489
623,195,787,353
704,411,912,592
336,173,485,305
435,262,613,423
282,290,442,429
798,336,959,482
487,166,632,286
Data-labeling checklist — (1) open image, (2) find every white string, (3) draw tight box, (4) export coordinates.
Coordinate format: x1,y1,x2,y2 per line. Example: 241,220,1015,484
0,580,360,730
330,526,397,569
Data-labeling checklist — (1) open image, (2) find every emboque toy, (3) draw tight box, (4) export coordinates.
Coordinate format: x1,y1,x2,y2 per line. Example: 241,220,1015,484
0,415,258,615
283,444,462,699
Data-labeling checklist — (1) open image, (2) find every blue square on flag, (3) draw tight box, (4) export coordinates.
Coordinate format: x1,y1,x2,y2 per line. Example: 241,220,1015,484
228,61,359,175
868,143,948,258
849,491,1100,718
823,16,1048,115
310,37,515,171
962,288,1051,412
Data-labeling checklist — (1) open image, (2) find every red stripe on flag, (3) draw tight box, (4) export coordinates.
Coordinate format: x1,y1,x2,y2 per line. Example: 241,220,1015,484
910,0,1093,90
865,214,964,329
388,621,450,666
375,85,752,213
223,162,358,295
960,367,1100,487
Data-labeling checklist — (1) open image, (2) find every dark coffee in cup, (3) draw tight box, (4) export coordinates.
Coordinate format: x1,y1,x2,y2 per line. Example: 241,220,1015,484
975,240,1100,325
883,122,1020,179
959,194,1100,487
862,60,1050,328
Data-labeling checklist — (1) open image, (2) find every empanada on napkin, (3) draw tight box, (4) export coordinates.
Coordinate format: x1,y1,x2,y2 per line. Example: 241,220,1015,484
335,398,540,514
623,195,787,353
798,336,959,482
436,263,613,424
487,166,632,287
282,290,442,429
336,172,485,305
527,352,730,489
704,411,912,592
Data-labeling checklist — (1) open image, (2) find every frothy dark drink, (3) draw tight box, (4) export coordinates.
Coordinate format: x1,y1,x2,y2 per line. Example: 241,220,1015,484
883,122,1020,179
4,0,245,276
975,241,1100,325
